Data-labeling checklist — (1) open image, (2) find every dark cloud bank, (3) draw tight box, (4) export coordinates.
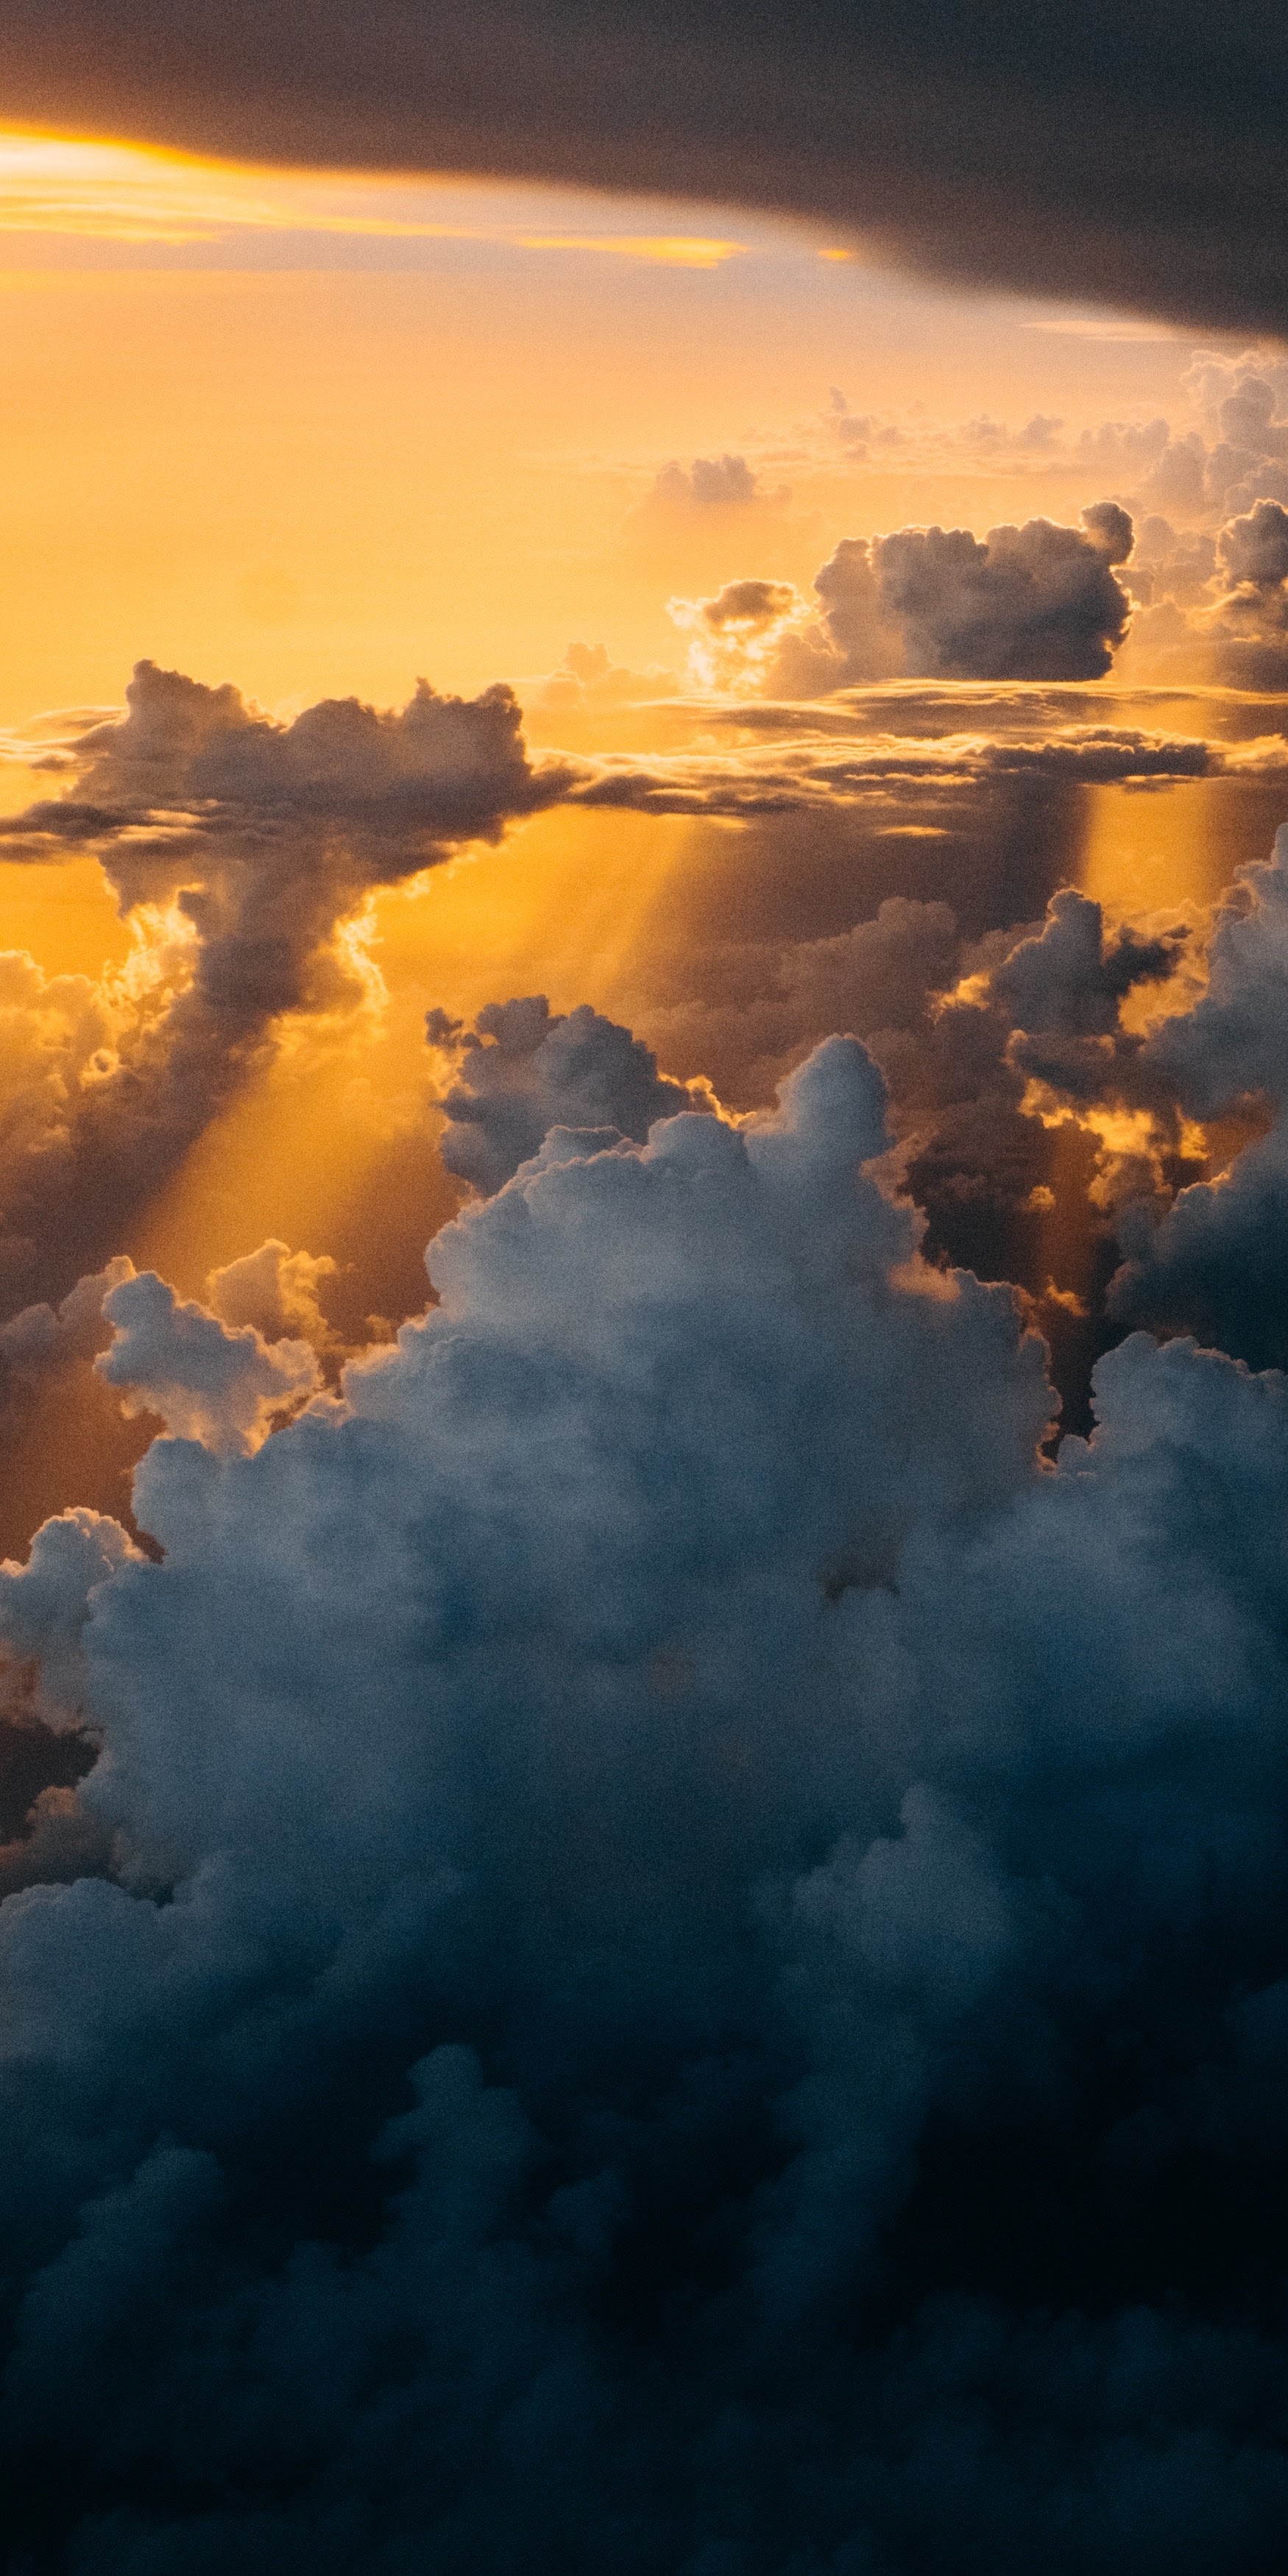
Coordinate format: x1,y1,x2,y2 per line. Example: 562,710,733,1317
10,545,1288,2561
4,1,1288,330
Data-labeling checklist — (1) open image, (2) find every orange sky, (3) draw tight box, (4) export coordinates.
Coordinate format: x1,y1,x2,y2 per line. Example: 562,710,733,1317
0,128,1283,1548
0,131,1229,718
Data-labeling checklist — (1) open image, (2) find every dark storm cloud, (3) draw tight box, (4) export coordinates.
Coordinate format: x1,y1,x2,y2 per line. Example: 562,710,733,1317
3,1,1288,330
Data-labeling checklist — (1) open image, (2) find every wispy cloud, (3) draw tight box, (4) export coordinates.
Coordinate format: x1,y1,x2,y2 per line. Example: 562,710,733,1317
0,130,749,266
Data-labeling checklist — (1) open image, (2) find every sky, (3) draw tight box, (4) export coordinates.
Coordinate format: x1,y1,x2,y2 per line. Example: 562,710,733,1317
4,37,1288,2572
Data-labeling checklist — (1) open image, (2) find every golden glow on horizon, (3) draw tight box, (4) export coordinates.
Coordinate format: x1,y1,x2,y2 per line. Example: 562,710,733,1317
0,129,751,266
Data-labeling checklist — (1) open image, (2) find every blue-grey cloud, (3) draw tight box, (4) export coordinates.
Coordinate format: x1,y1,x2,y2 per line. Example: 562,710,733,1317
0,1016,1287,2564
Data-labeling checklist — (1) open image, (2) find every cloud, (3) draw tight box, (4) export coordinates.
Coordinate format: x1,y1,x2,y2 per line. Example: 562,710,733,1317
670,577,806,690
1111,825,1288,1367
768,506,1136,690
6,1021,1288,2560
0,662,580,1326
204,1240,339,1346
1,660,576,1023
570,720,1261,818
526,641,680,724
1117,473,1288,689
428,994,713,1194
1219,498,1288,591
0,1257,135,1379
3,1,1288,333
647,453,776,510
1195,500,1288,687
96,1270,320,1452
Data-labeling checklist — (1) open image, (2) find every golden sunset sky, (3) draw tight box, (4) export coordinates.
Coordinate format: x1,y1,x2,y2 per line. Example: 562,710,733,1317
0,123,1284,1545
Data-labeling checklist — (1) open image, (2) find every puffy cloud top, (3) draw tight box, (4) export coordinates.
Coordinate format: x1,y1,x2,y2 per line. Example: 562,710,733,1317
650,454,763,509
12,659,569,885
810,506,1136,684
4,1017,1288,2563
428,994,711,1195
1218,498,1288,591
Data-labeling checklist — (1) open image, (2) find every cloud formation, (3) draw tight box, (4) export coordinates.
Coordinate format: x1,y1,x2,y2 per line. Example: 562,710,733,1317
1,0,1287,331
573,719,1272,818
2,659,573,1025
1111,825,1288,1367
95,1269,321,1453
647,454,770,510
761,506,1136,690
4,1026,1288,2563
428,994,712,1195
0,662,576,1320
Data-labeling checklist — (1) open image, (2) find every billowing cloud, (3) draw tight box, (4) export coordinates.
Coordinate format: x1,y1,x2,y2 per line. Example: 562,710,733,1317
766,506,1136,690
1195,500,1288,689
0,663,578,1322
428,994,712,1195
670,577,806,690
96,1270,321,1452
2,659,576,1024
203,1238,339,1349
4,1023,1288,2561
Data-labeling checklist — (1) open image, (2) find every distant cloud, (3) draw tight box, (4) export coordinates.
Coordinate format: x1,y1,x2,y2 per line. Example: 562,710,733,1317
570,721,1250,818
640,454,791,525
788,507,1135,688
651,453,759,508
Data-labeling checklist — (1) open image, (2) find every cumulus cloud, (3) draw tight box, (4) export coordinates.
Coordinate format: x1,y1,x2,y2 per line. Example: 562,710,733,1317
0,1256,135,1380
4,1016,1288,2562
1193,500,1288,689
526,640,679,724
204,1239,339,1345
647,453,779,510
96,1270,320,1452
428,993,712,1193
1,659,575,1025
765,506,1136,690
669,576,806,690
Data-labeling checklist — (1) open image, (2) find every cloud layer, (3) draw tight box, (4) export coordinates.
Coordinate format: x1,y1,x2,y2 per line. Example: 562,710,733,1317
2,1,1287,330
